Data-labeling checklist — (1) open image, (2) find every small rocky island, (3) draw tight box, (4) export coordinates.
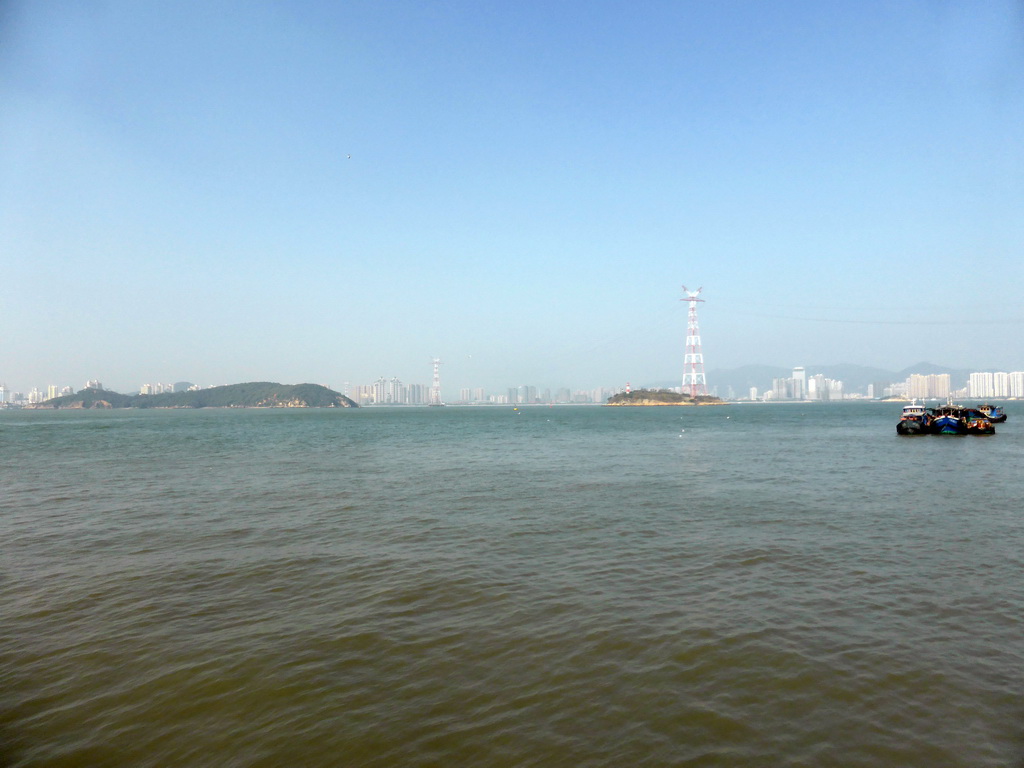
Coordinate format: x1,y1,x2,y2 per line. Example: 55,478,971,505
37,382,358,409
605,389,724,406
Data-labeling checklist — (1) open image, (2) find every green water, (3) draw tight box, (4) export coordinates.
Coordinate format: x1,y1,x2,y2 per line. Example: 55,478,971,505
3,403,1024,766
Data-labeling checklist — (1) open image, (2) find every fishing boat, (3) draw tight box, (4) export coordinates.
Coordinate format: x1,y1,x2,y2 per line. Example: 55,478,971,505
963,408,996,435
926,402,995,435
930,403,969,435
976,403,1007,423
896,401,931,435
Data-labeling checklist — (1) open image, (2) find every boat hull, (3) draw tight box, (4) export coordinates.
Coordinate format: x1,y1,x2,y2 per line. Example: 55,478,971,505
964,416,996,435
931,415,967,435
896,418,929,436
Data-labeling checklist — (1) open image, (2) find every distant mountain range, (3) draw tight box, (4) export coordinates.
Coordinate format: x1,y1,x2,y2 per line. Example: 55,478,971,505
39,382,358,409
658,362,974,398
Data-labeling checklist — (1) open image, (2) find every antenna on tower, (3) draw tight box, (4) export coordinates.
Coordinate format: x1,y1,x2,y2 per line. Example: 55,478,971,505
680,286,707,398
429,357,444,406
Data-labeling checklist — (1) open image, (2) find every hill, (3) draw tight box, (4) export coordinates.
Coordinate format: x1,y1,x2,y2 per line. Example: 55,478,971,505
37,388,137,409
606,389,723,406
40,383,358,409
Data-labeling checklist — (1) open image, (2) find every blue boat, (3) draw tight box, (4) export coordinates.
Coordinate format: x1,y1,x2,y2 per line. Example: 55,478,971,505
977,404,1007,423
927,403,995,435
930,406,967,435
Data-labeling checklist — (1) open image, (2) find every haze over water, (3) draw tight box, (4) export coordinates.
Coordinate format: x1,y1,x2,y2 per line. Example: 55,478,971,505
3,403,1024,766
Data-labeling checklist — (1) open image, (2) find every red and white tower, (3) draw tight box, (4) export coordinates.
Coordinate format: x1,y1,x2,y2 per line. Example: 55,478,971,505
429,357,443,405
680,286,707,397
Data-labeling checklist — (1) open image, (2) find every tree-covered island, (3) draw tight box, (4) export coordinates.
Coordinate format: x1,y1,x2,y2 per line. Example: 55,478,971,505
605,389,724,406
37,382,358,409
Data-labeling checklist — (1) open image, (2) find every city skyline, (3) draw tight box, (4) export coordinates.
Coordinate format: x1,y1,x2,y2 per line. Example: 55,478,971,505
6,361,1024,407
3,2,1022,392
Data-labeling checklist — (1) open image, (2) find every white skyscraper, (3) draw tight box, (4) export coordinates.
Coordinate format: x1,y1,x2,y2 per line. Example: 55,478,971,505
969,372,994,399
993,372,1009,398
1010,372,1024,399
792,367,806,400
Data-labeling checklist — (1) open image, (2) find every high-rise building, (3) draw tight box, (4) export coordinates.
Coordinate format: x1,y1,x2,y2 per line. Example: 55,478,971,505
517,385,537,404
408,383,426,405
870,380,891,400
907,374,928,400
1009,372,1024,398
969,372,994,399
808,374,826,400
928,374,950,399
993,372,1009,398
906,373,949,400
792,367,806,400
370,377,405,404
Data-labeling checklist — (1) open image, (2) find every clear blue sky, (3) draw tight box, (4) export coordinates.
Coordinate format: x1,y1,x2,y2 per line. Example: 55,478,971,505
3,1,1022,395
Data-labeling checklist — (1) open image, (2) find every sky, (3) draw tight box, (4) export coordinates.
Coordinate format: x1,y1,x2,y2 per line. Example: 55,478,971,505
2,1,1023,396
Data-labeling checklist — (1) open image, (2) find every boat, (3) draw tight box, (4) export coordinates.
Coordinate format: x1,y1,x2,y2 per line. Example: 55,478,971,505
896,401,931,435
963,408,996,435
927,402,995,435
929,403,969,435
976,403,1007,423
896,398,996,436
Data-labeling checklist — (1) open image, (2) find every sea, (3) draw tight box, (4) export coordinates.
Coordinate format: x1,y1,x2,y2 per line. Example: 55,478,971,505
3,402,1024,767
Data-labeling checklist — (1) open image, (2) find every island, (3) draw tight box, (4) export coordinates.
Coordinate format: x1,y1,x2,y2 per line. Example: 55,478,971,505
605,389,724,406
37,382,358,409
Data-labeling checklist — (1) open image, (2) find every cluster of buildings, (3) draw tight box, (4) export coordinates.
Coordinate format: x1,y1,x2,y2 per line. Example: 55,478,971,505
0,380,102,406
967,371,1024,399
754,367,846,401
744,368,1024,402
876,371,1024,400
881,374,953,400
348,377,617,406
459,386,617,405
0,379,206,407
6,368,1024,409
349,378,430,405
0,380,203,406
138,382,198,395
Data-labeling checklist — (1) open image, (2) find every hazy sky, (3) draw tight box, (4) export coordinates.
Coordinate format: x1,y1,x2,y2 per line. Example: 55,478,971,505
3,1,1023,395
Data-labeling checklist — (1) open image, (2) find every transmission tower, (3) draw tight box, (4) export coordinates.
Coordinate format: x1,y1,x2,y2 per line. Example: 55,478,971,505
429,357,443,406
680,286,707,397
